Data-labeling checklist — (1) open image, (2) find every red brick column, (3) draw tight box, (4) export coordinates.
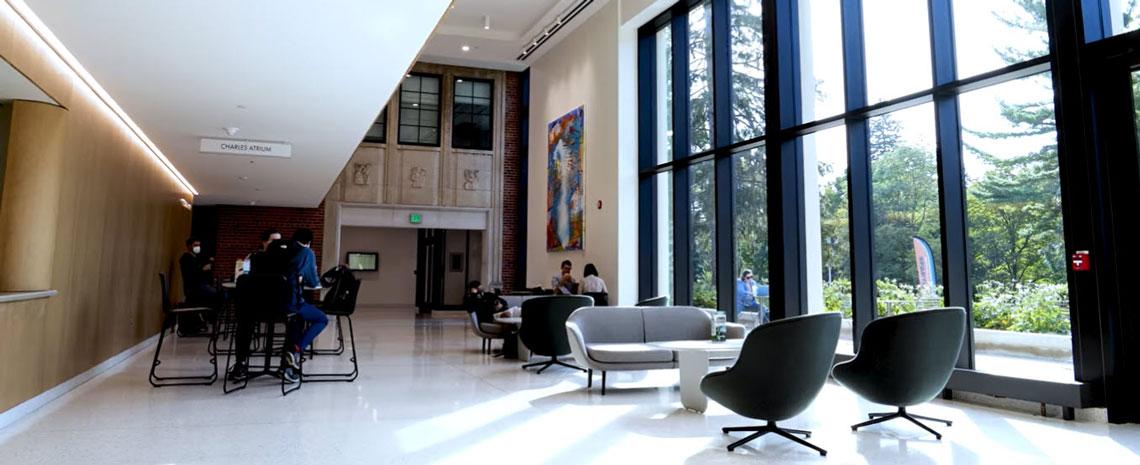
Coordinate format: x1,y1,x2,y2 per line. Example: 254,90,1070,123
212,202,325,281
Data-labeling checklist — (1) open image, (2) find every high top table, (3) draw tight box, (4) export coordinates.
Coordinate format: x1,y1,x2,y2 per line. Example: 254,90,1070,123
648,339,744,413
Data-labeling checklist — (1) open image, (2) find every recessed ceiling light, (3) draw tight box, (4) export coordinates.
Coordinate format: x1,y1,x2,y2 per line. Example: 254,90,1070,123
483,15,490,30
412,103,419,107
457,78,464,83
461,44,471,52
238,175,249,181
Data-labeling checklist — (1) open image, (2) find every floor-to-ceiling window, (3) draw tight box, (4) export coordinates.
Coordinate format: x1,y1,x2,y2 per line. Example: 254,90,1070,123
637,0,1121,409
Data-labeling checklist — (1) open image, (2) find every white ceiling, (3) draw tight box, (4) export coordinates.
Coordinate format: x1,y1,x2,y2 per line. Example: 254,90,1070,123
24,0,450,207
420,0,604,71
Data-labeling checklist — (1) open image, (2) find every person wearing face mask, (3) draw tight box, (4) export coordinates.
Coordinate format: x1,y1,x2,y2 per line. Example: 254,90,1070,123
178,237,218,334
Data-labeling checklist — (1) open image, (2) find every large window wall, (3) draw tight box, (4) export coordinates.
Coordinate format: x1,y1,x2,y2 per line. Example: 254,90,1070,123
638,0,1106,406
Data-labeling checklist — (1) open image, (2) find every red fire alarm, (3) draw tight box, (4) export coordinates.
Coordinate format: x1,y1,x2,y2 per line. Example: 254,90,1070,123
1071,250,1091,272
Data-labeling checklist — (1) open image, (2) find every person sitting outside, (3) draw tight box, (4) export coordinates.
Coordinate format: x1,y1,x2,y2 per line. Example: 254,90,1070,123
735,269,770,324
551,260,579,295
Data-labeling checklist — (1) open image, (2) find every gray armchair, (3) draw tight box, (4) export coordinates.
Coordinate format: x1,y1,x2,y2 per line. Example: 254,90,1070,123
468,311,509,355
700,313,840,456
831,307,966,439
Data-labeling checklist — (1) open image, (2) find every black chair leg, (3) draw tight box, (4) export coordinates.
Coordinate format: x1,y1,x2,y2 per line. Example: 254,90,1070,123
601,371,606,395
727,431,768,451
587,369,593,389
723,421,825,456
852,407,947,440
150,314,218,387
910,413,953,426
301,315,359,383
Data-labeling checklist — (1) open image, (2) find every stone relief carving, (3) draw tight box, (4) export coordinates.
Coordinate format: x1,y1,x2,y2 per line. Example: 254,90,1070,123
409,166,427,189
462,169,479,191
352,162,371,186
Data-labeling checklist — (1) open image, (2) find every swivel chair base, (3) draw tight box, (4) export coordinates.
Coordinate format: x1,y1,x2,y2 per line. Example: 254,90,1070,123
851,406,952,440
721,420,826,456
522,356,585,374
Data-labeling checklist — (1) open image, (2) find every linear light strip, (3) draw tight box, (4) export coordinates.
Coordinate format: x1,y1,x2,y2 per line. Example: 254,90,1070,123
4,0,199,196
517,0,594,60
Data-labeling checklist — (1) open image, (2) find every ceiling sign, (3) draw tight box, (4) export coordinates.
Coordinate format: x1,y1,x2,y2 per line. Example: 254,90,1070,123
200,138,292,158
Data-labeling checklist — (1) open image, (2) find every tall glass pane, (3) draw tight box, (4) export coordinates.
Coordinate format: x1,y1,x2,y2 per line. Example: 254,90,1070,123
961,73,1072,382
862,0,932,103
656,171,674,300
953,0,1049,79
733,147,767,327
869,104,942,317
730,0,765,141
655,25,673,164
691,161,716,308
1107,0,1140,37
798,0,844,122
803,126,852,351
689,2,714,153
1134,70,1140,158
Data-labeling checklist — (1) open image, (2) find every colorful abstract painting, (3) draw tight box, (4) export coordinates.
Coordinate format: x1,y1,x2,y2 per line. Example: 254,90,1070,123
547,106,584,251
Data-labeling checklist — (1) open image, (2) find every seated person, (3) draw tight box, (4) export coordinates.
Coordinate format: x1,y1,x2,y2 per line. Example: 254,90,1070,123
551,260,579,295
178,237,218,334
230,229,328,383
179,236,218,307
580,263,608,304
464,281,505,323
555,273,579,295
735,269,770,323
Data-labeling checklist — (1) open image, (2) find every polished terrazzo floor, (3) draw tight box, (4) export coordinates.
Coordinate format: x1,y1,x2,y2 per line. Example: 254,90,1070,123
1,306,1138,465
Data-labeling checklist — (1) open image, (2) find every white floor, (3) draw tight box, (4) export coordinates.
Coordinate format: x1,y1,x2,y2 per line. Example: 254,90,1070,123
2,306,1139,465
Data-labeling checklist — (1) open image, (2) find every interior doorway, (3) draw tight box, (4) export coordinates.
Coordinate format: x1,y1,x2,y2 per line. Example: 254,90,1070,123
415,229,483,313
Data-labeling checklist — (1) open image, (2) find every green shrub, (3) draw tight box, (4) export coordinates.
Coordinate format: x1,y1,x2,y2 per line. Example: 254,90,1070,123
972,281,1069,334
822,279,853,318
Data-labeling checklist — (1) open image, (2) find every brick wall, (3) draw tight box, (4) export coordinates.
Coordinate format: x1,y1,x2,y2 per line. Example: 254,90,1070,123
210,202,325,281
502,72,522,291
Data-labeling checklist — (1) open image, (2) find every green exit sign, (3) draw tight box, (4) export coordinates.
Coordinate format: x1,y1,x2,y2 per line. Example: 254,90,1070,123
409,213,423,224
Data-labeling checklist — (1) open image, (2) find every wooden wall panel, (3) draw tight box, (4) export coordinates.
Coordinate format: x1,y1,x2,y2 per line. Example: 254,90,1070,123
0,8,193,413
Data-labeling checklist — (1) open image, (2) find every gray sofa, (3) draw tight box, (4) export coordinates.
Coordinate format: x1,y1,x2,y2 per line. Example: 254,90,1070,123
565,306,744,394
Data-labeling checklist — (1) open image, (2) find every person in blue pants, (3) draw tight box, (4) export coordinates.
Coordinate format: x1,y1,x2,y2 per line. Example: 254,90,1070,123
279,228,328,383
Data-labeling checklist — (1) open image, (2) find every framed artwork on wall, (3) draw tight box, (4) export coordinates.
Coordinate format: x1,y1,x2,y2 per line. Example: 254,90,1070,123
546,105,584,251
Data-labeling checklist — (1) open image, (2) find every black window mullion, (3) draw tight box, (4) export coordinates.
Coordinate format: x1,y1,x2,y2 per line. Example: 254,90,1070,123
841,0,875,347
712,0,736,317
769,0,805,319
638,27,658,300
672,10,693,305
929,0,974,369
1050,0,1116,415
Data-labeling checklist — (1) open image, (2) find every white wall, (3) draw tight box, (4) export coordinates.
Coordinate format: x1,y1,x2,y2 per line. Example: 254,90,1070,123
526,0,662,305
527,0,622,301
340,226,418,306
